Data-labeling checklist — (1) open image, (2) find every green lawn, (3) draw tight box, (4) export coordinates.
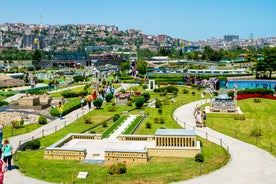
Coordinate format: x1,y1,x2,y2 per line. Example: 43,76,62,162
206,98,276,156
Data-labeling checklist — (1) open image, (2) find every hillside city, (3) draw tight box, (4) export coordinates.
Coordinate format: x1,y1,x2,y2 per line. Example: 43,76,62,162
1,22,276,53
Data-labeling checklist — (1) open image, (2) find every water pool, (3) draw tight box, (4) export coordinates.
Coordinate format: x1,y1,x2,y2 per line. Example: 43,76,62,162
227,80,276,89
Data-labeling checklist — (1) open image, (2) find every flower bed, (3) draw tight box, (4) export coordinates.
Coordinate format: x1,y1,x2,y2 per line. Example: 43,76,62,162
238,94,276,100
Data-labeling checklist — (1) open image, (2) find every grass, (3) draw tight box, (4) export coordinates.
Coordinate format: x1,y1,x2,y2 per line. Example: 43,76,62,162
123,115,143,134
206,98,276,157
13,85,229,183
3,123,41,138
102,116,127,138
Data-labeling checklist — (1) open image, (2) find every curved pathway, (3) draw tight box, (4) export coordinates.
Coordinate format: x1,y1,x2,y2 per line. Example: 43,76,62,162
173,100,276,184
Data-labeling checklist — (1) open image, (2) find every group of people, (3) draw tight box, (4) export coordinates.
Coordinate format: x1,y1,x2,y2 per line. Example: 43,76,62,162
195,107,207,128
0,124,14,183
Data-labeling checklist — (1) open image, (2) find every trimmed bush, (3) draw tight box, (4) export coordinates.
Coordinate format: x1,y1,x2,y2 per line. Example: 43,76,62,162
24,139,41,150
158,108,163,114
11,119,24,129
141,92,150,102
195,153,204,163
155,99,162,108
113,114,120,122
105,93,113,102
50,98,81,117
108,163,127,175
73,75,85,82
38,116,47,125
250,128,263,137
0,101,9,107
183,89,189,94
135,97,145,109
146,122,152,129
84,116,93,124
93,98,103,109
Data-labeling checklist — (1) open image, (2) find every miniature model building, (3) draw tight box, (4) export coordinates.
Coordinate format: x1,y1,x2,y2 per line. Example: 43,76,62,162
210,93,236,113
44,129,201,163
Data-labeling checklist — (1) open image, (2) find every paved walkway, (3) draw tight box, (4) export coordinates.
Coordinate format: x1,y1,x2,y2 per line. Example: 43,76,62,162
173,100,276,184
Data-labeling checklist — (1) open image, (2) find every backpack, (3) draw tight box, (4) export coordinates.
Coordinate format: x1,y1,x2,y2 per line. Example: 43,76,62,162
203,114,207,120
0,160,7,173
87,95,92,102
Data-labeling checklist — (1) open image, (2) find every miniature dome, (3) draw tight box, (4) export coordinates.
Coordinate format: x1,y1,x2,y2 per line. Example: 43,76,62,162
215,93,232,101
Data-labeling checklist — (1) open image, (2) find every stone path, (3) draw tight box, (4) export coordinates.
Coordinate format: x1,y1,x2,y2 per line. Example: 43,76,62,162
172,99,276,184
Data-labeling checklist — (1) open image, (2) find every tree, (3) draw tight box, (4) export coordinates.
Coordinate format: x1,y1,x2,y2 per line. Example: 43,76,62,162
32,49,42,61
135,97,145,109
255,46,276,78
120,61,130,72
136,60,147,75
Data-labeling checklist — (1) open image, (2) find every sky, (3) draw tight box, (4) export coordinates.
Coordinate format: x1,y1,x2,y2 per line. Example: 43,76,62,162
1,0,276,41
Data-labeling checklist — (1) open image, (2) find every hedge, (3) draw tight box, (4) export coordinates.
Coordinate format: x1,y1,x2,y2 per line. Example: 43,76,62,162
50,98,81,117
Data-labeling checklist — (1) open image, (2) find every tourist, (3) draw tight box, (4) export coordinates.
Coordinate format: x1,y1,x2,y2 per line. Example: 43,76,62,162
195,108,203,127
92,90,97,100
81,95,85,110
57,101,64,119
87,93,92,109
2,138,13,171
202,111,207,127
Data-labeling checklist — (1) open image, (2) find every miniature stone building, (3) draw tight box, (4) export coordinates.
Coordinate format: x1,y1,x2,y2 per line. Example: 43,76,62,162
210,93,236,113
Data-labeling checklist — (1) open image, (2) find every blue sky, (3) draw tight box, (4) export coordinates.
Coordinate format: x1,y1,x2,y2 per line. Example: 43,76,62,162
2,0,276,41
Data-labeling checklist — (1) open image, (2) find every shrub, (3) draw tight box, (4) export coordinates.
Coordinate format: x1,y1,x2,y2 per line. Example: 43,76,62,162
253,98,261,103
160,117,164,124
90,130,96,134
108,105,117,112
73,75,85,82
38,116,47,125
250,128,263,137
135,97,145,109
113,114,120,122
11,119,24,129
93,98,103,109
24,139,41,150
192,92,195,96
102,122,108,127
141,92,150,102
155,99,162,108
195,153,204,163
146,122,152,129
105,93,113,102
0,101,9,107
142,84,148,89
183,89,189,94
213,91,219,96
127,100,133,106
84,116,93,124
158,108,163,114
50,98,81,117
108,163,127,175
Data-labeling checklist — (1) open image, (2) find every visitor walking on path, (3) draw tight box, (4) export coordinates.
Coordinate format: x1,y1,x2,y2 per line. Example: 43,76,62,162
57,101,64,119
87,93,92,109
195,107,203,127
2,138,13,171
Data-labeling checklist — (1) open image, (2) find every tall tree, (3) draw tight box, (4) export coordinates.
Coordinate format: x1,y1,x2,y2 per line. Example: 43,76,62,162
255,47,276,78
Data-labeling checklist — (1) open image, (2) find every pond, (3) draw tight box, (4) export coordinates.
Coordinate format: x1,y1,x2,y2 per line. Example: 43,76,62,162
226,80,276,89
